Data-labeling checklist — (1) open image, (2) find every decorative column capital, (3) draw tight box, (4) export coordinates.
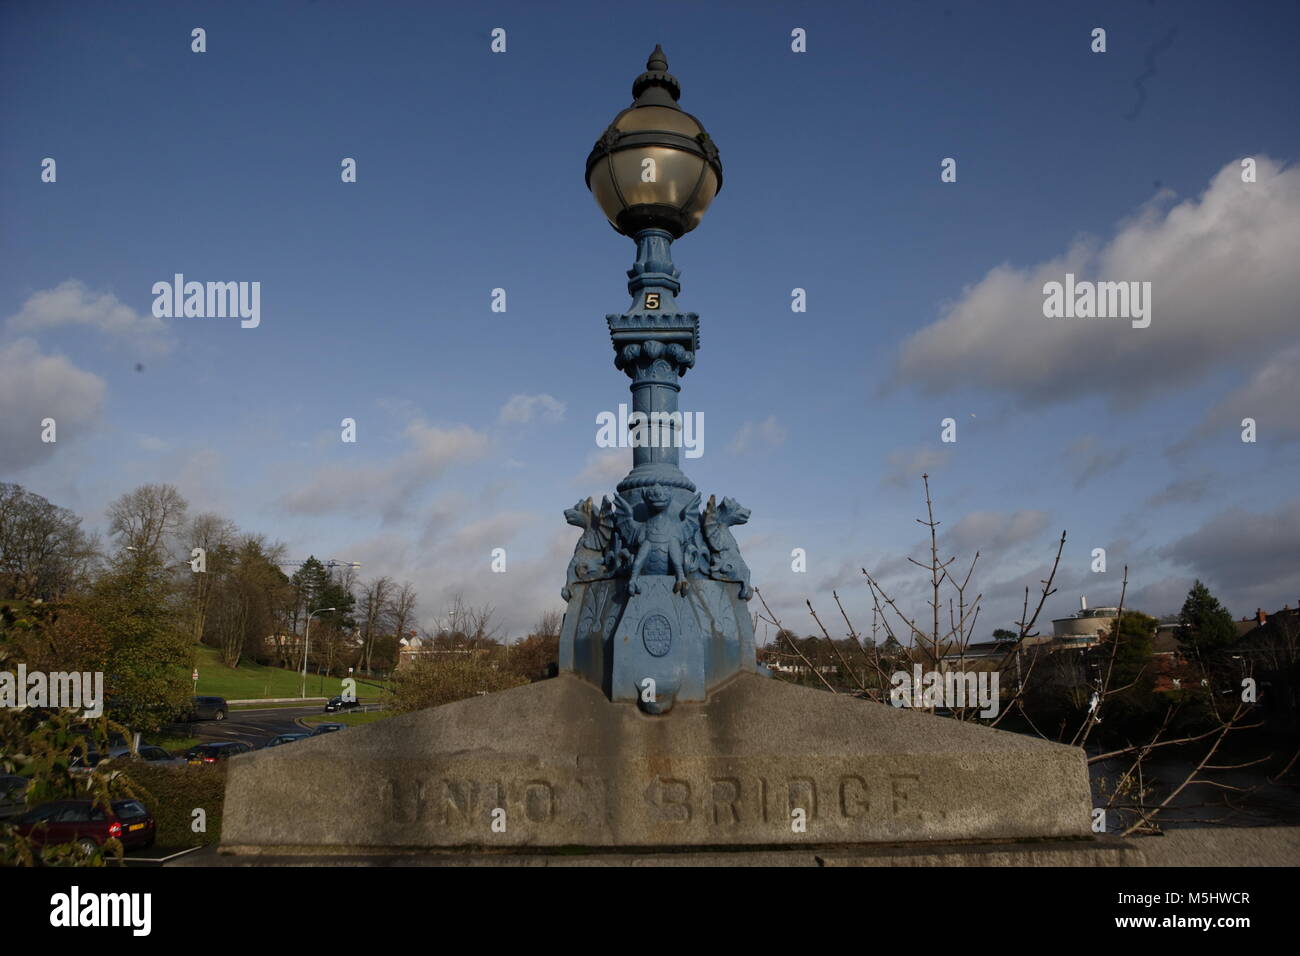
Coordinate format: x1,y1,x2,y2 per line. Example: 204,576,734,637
608,312,698,381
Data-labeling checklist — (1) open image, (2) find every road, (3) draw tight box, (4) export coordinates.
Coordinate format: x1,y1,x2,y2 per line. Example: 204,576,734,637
166,705,323,747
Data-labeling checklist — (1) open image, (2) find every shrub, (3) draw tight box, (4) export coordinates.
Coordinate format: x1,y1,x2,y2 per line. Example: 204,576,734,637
391,654,528,713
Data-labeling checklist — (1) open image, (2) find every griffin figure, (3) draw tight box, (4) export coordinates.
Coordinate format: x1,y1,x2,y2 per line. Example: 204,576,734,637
614,484,700,595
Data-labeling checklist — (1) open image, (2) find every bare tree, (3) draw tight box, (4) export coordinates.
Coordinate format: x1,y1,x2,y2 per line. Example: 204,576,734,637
443,592,500,648
211,572,250,667
185,513,236,646
386,581,419,664
0,483,99,599
359,575,393,675
536,610,562,640
107,483,188,565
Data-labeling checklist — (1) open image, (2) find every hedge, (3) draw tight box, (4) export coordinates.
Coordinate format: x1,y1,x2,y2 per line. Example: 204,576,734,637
125,762,227,847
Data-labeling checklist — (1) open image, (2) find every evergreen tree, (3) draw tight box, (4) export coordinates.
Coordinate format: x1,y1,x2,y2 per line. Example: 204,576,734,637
1178,580,1237,657
1110,611,1157,691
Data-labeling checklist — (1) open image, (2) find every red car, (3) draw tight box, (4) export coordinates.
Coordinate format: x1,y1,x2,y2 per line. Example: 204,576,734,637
12,798,156,852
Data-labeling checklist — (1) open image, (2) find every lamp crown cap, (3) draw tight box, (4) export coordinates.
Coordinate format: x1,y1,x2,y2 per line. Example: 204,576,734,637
632,44,680,104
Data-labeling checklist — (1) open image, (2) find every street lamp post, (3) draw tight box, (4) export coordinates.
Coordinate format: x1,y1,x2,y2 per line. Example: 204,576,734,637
557,46,760,714
301,606,336,699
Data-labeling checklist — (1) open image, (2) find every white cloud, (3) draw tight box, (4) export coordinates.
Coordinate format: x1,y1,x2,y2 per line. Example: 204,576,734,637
0,339,106,472
1161,498,1300,611
347,520,571,640
1063,435,1129,489
499,393,565,425
881,444,950,489
1182,343,1300,448
7,279,173,356
728,416,788,455
445,511,537,560
574,449,628,490
281,421,490,522
894,157,1300,406
1145,474,1214,508
942,510,1052,555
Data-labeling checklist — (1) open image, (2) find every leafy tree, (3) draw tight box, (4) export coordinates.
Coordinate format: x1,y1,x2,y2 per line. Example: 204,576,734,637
89,555,191,733
290,556,355,631
1110,611,1157,689
1096,611,1160,734
1178,580,1237,658
0,707,141,867
207,536,289,666
506,610,562,681
1,596,108,677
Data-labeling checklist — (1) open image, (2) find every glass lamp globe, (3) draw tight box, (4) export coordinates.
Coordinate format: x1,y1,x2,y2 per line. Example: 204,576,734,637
585,45,723,239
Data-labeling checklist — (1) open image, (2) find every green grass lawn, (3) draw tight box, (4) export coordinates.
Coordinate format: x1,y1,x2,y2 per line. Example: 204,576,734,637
191,645,391,702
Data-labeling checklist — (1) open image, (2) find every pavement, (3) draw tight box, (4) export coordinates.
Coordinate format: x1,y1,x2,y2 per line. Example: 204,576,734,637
169,826,1300,866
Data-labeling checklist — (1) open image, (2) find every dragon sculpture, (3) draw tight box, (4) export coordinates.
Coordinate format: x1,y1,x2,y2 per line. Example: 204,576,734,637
613,484,700,595
561,487,753,602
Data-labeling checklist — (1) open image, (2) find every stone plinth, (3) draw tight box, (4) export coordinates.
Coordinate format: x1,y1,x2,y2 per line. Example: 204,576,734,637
559,576,761,710
219,673,1092,853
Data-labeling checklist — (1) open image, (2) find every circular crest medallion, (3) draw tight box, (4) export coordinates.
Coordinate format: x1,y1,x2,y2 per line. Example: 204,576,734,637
641,613,672,657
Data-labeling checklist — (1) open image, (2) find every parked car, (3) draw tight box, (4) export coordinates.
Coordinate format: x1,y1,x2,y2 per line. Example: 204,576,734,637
134,744,187,768
12,798,155,852
67,729,129,774
310,723,346,736
68,745,124,776
0,774,27,821
185,741,253,765
185,696,228,721
70,743,188,774
68,749,104,775
324,696,361,713
265,732,310,748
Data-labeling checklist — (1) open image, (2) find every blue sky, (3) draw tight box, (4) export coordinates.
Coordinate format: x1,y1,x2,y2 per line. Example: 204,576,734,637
3,0,1298,641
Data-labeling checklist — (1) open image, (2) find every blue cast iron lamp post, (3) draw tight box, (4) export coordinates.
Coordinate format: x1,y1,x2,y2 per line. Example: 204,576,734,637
558,46,763,714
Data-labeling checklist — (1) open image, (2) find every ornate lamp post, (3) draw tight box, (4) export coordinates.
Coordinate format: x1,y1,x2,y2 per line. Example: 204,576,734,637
559,46,761,713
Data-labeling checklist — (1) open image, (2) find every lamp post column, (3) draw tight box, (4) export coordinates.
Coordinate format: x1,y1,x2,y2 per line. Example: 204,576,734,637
300,606,335,699
612,228,697,492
